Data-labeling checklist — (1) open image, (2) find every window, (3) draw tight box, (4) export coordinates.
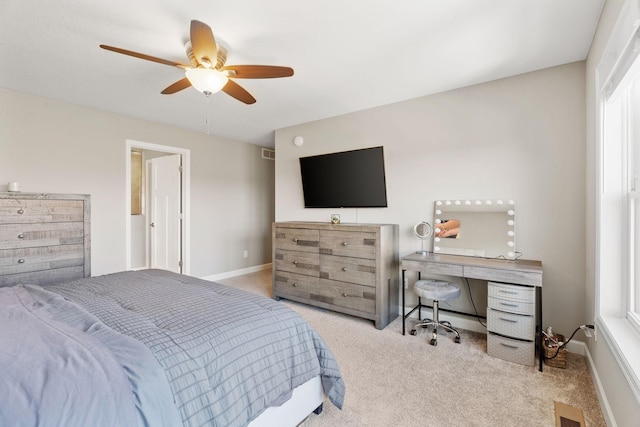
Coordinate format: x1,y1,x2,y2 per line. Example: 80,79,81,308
596,0,640,399
601,40,640,329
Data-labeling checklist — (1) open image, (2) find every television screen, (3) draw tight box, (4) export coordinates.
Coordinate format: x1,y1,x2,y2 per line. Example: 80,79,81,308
299,146,388,208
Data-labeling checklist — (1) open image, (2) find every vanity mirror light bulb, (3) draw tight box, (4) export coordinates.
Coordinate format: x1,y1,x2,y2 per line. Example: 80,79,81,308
507,251,515,258
434,246,441,252
435,209,442,215
508,200,515,205
496,200,504,205
464,200,471,205
507,231,515,237
454,200,461,205
475,200,482,205
507,209,515,216
507,241,514,247
507,220,515,226
436,201,442,206
435,219,442,224
434,237,441,242
485,200,492,205
445,200,452,205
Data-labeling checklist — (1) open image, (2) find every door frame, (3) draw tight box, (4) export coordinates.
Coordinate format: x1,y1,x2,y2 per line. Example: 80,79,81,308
125,139,191,274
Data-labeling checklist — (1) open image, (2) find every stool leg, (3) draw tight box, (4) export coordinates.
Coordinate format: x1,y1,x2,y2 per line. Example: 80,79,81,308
430,300,439,346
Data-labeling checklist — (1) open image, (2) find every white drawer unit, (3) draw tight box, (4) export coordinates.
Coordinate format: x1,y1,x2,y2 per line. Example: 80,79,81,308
487,281,537,366
273,222,399,329
487,333,535,366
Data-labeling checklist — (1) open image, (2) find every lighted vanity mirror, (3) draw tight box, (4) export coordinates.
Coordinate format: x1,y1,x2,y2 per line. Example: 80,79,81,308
433,199,516,259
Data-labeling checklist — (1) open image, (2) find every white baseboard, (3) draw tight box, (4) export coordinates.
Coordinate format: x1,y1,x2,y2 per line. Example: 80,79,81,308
583,344,618,427
201,263,271,282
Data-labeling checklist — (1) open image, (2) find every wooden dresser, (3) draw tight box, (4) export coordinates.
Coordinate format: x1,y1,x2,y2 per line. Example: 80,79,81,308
0,192,90,286
272,221,399,329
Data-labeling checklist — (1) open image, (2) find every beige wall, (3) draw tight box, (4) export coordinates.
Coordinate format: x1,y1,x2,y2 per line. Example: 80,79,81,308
586,0,640,426
0,88,275,277
275,62,586,338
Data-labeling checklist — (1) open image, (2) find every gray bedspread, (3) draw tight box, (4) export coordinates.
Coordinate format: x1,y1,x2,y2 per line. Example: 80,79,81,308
0,284,182,427
42,269,345,427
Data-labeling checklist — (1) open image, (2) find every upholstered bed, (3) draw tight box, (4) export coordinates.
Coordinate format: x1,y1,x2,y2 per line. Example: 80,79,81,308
0,269,345,427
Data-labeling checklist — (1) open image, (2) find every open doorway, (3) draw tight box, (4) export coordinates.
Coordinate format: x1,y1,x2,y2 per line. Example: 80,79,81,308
125,140,190,274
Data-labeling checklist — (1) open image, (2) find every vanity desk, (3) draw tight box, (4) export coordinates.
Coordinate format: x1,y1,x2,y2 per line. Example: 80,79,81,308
401,252,544,371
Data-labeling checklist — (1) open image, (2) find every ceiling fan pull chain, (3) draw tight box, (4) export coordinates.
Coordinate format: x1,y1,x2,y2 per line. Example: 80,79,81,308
205,94,211,135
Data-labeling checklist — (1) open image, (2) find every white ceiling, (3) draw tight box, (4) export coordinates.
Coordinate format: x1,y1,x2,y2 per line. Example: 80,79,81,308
0,0,604,147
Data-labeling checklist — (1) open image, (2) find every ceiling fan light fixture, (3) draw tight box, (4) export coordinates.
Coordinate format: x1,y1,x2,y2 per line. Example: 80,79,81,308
185,68,229,95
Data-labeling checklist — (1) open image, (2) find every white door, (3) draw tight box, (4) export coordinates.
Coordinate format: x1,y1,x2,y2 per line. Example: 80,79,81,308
149,154,182,273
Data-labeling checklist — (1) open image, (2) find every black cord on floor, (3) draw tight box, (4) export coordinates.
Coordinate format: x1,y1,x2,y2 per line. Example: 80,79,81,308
464,277,486,328
545,325,595,359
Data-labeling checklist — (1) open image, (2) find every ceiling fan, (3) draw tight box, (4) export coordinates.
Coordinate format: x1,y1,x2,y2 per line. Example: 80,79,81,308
100,20,294,104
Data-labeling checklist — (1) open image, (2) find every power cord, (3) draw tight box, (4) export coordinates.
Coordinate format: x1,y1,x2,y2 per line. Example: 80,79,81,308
464,277,486,327
544,324,595,360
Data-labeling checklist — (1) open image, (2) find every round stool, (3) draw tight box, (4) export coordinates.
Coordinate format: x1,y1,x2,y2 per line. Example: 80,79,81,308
410,279,461,345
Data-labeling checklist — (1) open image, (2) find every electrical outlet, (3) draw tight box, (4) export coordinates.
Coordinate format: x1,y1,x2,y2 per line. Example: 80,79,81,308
243,250,248,258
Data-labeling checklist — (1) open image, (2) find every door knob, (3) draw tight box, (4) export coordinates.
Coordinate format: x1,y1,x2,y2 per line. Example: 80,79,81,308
150,222,155,227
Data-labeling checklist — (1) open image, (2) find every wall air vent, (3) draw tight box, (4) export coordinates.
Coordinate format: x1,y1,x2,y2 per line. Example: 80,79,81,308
262,148,275,160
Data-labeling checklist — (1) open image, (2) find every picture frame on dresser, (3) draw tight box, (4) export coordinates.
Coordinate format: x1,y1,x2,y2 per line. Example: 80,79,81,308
0,192,91,286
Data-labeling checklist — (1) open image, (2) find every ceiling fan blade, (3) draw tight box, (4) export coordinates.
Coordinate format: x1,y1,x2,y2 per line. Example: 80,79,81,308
99,44,189,69
190,20,218,68
222,65,294,79
161,77,192,94
222,80,256,104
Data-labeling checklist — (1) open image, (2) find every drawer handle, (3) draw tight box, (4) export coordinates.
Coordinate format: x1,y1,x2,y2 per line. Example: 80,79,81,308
18,259,25,264
342,242,348,246
293,261,298,265
342,293,348,297
293,238,298,243
499,317,518,323
499,290,519,295
18,233,24,239
293,283,298,287
499,302,518,308
17,208,24,214
342,267,347,272
499,342,519,349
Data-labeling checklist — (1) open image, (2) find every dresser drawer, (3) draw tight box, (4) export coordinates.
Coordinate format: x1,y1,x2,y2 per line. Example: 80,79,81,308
317,279,376,314
487,308,535,340
274,250,319,277
274,270,320,299
488,282,535,303
274,227,319,253
0,222,85,250
319,230,376,259
487,333,535,366
0,199,84,224
0,244,85,276
319,254,376,287
488,296,535,315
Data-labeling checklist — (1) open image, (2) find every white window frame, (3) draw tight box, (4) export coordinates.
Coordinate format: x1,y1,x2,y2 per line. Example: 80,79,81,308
595,0,640,404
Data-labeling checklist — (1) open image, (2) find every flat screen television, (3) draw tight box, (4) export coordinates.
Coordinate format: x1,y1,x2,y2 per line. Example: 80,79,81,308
299,146,388,208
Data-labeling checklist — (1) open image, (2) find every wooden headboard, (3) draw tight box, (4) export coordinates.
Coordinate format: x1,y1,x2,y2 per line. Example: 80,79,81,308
0,192,90,286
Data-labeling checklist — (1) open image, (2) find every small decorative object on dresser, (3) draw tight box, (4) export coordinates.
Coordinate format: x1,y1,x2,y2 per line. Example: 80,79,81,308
330,214,340,224
0,192,91,286
273,221,399,329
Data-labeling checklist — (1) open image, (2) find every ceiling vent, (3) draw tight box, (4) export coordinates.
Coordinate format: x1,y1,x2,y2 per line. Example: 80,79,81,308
262,148,275,160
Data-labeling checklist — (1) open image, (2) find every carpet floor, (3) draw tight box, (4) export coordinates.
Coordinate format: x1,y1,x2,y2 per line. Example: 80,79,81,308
219,269,607,427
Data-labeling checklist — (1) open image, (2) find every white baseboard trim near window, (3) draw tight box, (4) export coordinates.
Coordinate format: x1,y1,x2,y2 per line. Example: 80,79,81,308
201,263,272,282
584,339,618,427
